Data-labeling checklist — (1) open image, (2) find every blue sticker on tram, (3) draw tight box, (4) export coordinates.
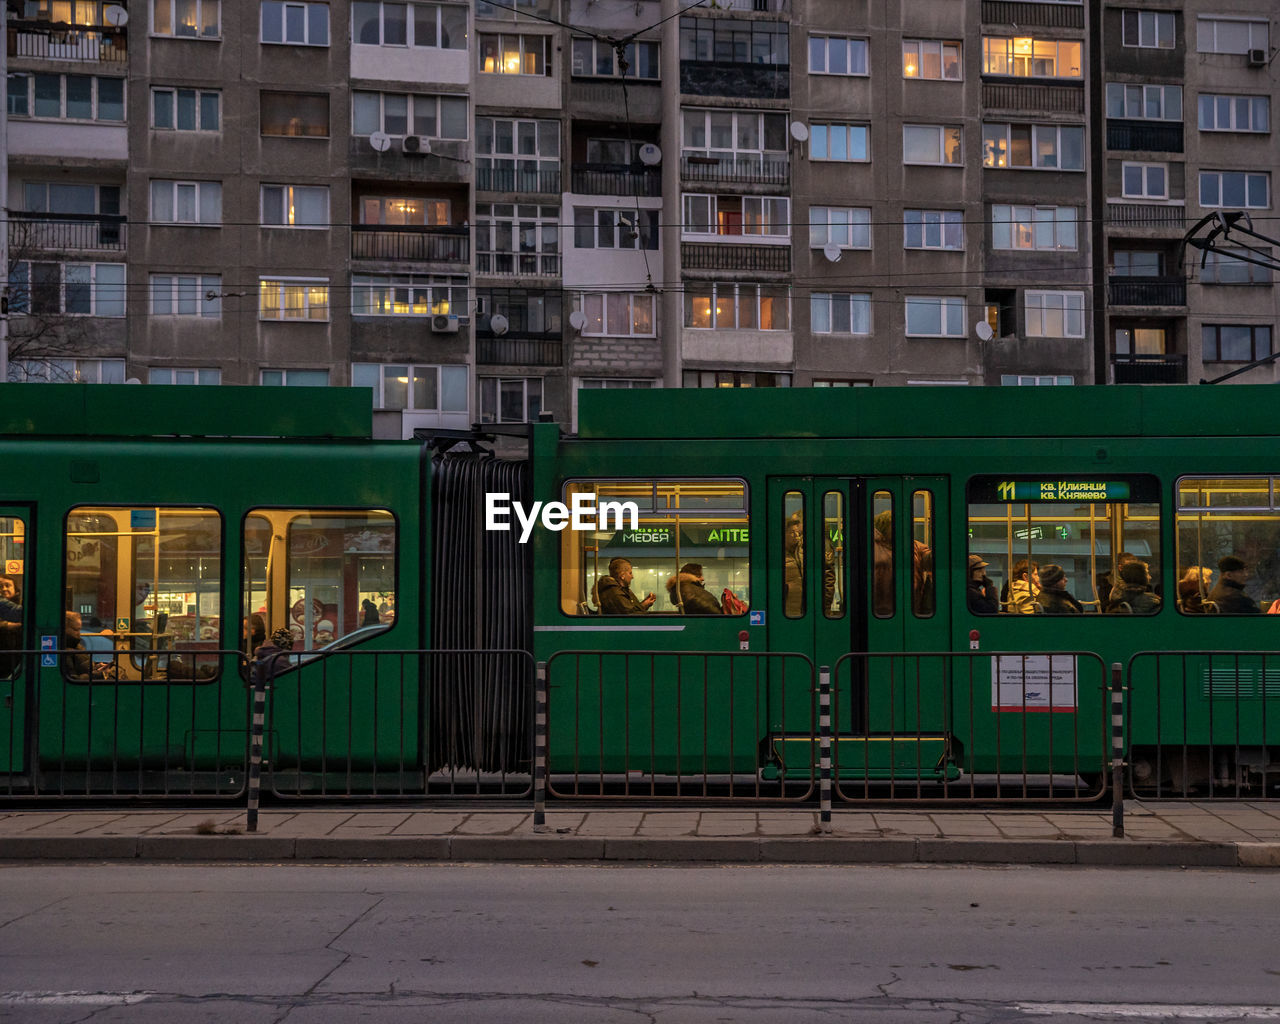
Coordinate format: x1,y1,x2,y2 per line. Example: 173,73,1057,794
749,610,765,626
40,635,55,650
41,654,56,667
131,510,157,530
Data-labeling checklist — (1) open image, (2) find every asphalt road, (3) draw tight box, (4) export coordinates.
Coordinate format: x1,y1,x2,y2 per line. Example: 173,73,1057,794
1,862,1278,1023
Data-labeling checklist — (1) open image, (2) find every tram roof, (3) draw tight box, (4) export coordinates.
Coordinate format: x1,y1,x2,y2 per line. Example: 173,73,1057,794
575,384,1279,441
0,383,371,440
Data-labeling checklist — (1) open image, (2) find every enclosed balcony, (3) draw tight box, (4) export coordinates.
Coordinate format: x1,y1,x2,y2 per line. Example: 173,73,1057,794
681,242,790,272
475,167,561,195
7,20,127,63
680,154,789,187
570,164,661,198
1111,353,1187,384
8,212,126,254
1106,120,1184,154
476,337,563,366
351,225,468,263
1107,276,1186,307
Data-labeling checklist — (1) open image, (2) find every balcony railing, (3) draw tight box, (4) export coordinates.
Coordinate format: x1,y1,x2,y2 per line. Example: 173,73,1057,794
681,154,789,187
1107,276,1186,307
982,0,1083,28
1112,353,1187,384
351,225,469,263
477,337,563,366
1105,203,1186,230
981,82,1084,114
680,61,790,101
8,213,126,253
1106,119,1184,154
7,22,127,63
475,167,561,194
476,253,561,277
681,241,790,272
570,163,662,198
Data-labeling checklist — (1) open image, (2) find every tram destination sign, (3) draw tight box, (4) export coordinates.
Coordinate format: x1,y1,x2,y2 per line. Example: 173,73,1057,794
970,475,1157,503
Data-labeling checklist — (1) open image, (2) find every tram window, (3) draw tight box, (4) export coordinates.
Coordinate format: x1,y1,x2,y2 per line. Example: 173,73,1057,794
912,490,936,618
0,517,26,681
822,491,844,619
65,507,222,681
561,480,749,616
966,475,1161,615
783,491,805,618
1176,476,1280,615
244,509,395,652
872,491,893,618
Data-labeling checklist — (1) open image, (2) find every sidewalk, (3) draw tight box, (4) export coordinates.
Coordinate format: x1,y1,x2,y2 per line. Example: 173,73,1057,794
0,802,1278,867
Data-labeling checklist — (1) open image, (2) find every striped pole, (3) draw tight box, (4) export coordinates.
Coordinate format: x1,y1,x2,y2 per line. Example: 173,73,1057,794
818,665,832,832
1110,662,1124,838
245,656,270,834
533,661,548,832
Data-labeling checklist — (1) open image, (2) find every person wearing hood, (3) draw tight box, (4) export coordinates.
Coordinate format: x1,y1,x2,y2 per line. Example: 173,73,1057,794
1105,560,1162,614
1209,555,1261,614
666,562,723,615
1035,564,1083,614
596,558,655,614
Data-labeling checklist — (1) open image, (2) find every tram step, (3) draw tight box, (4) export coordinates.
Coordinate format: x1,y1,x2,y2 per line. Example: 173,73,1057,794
763,735,960,781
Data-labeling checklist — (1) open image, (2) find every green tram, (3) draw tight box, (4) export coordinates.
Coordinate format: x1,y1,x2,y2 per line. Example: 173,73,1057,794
0,382,1277,799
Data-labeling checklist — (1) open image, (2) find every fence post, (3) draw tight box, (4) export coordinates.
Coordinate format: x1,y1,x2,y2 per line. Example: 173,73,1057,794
533,660,548,833
1110,661,1124,838
245,656,268,834
819,665,832,833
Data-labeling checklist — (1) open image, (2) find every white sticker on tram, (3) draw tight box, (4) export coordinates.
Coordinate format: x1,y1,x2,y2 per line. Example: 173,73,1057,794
1019,1004,1280,1019
485,492,639,543
534,625,687,632
0,993,154,1006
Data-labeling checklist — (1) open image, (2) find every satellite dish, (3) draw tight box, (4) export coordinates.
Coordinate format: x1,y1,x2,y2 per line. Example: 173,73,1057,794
789,121,809,142
104,4,128,26
975,321,994,342
822,242,842,263
125,377,141,385
489,314,509,336
368,131,391,153
568,310,588,331
638,143,662,166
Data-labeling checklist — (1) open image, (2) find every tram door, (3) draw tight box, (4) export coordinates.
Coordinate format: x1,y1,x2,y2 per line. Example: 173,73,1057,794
0,510,32,773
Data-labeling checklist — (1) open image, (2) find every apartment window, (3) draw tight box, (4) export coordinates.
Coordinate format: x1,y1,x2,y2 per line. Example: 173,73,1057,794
261,184,329,227
1122,162,1168,200
1001,374,1075,385
477,288,562,335
1197,17,1268,55
683,194,790,239
8,261,124,316
1112,250,1161,276
680,17,789,65
811,293,871,334
682,109,788,169
352,274,466,316
475,204,560,275
905,296,964,338
353,91,467,139
574,207,659,249
152,0,219,38
685,282,790,330
479,377,542,424
1122,10,1173,49
983,123,1084,170
903,124,962,165
359,196,450,227
809,206,871,249
8,73,123,121
23,181,119,217
149,273,222,317
811,123,869,161
352,2,466,48
1199,94,1270,133
904,210,963,250
574,293,656,337
261,1,329,45
572,37,659,78
813,379,872,387
1026,290,1085,338
149,368,222,385
1199,171,1269,209
982,37,1082,78
1203,324,1272,362
259,278,329,321
683,371,791,388
1106,84,1183,121
476,117,559,185
1114,327,1167,354
810,35,868,76
1201,249,1272,285
152,87,220,131
261,368,330,385
150,180,222,224
902,39,961,80
261,91,329,137
992,205,1079,250
479,33,551,75
352,363,468,413
9,358,125,383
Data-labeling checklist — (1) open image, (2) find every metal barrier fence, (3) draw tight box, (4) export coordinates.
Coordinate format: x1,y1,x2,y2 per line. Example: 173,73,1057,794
1126,650,1280,799
831,651,1110,803
543,650,816,801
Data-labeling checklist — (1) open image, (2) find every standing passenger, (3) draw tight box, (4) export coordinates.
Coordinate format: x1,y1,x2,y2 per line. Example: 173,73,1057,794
1035,564,1083,614
1209,556,1261,614
783,513,804,617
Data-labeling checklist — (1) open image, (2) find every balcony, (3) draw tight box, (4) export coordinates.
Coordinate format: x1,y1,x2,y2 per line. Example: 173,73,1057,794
1107,276,1186,307
680,61,790,101
981,82,1084,115
1105,203,1186,230
351,225,469,263
476,253,561,277
475,167,561,195
681,155,789,187
7,21,127,63
1111,353,1187,384
682,242,790,273
1106,120,1184,154
570,163,661,198
8,213,126,253
476,337,563,366
981,0,1083,28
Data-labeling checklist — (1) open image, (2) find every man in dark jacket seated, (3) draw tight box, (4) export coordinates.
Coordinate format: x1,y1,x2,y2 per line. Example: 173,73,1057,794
1035,564,1083,614
666,562,723,614
1209,555,1262,614
595,558,655,615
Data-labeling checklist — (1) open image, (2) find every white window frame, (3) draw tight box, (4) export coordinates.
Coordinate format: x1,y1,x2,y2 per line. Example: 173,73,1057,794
902,38,962,80
151,86,220,131
991,204,1079,251
10,357,125,383
573,293,657,337
983,122,1085,170
571,36,659,79
149,179,222,224
151,0,220,39
10,72,125,122
808,206,871,250
1025,290,1085,338
149,273,222,317
809,35,869,76
475,203,560,275
260,1,329,46
904,296,965,338
1200,248,1273,285
1198,94,1270,133
1105,83,1183,121
981,36,1083,78
1121,9,1173,49
352,91,468,140
1198,170,1270,209
575,206,660,249
684,282,791,331
1121,161,1168,200
478,33,552,75
903,124,962,165
479,376,543,424
352,274,467,316
681,109,788,169
903,209,964,250
682,194,790,242
258,276,330,321
352,362,469,412
149,367,223,385
260,184,330,228
260,368,330,386
8,261,125,317
1196,16,1268,55
352,2,467,50
1001,374,1075,386
810,293,871,335
810,123,869,162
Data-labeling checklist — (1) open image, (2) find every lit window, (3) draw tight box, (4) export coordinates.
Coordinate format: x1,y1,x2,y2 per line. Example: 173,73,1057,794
259,277,329,321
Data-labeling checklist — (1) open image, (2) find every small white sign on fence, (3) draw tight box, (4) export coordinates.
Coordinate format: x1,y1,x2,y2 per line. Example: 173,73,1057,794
991,654,1077,712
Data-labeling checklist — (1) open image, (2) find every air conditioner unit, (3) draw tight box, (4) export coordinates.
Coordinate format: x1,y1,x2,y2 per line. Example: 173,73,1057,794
401,134,431,155
1248,48,1267,67
431,313,460,333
